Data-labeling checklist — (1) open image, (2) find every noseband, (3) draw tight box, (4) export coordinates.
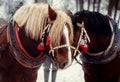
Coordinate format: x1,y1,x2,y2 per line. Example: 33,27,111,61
46,23,74,64
49,43,74,62
36,22,73,66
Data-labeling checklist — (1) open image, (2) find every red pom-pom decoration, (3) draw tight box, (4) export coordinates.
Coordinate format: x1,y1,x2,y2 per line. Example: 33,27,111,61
46,37,50,46
37,43,45,51
79,44,88,52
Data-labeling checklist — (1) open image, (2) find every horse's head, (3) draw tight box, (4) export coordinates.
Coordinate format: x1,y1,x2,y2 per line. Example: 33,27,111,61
8,3,74,69
47,5,74,69
72,10,114,63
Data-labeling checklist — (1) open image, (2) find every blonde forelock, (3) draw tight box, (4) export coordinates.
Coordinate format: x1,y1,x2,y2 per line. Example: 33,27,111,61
12,3,73,46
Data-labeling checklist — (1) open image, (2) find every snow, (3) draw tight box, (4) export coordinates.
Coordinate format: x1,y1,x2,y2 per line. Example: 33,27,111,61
51,0,120,27
0,0,35,21
0,0,119,82
36,0,120,82
36,59,85,82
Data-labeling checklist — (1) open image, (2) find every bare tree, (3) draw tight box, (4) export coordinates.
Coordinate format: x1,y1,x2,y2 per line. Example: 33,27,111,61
108,0,120,20
92,0,101,12
87,0,90,10
79,0,84,11
35,0,48,3
76,0,79,11
97,0,101,12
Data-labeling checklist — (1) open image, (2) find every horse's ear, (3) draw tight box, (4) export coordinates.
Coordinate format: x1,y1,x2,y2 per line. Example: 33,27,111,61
48,5,57,21
65,10,72,16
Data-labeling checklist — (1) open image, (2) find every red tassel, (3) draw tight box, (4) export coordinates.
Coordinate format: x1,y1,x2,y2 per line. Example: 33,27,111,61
37,43,45,51
46,37,50,46
79,44,88,52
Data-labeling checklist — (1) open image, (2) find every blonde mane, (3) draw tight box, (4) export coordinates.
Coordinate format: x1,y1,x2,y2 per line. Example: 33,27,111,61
13,3,73,46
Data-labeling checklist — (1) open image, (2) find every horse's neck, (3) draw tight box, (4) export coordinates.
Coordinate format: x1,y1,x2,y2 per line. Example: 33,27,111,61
88,30,111,53
0,18,8,46
0,27,7,46
19,28,40,57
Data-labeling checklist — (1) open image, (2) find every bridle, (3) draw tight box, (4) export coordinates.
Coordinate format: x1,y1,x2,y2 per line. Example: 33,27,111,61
35,21,74,67
73,21,90,56
8,19,74,68
72,21,90,65
73,18,120,64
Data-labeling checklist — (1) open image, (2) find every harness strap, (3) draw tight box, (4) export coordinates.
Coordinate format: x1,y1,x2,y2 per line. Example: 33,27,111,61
49,44,71,56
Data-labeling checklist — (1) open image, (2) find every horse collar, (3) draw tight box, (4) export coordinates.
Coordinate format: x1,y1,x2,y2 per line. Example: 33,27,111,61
86,20,114,56
8,20,46,68
81,19,120,64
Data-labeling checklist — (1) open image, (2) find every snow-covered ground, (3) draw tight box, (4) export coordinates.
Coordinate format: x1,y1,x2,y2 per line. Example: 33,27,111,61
0,0,119,82
36,1,85,81
0,0,35,21
36,0,120,82
36,59,84,82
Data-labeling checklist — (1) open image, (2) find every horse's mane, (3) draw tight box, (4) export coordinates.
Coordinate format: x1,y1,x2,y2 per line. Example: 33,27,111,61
74,10,111,34
13,3,73,46
73,10,113,52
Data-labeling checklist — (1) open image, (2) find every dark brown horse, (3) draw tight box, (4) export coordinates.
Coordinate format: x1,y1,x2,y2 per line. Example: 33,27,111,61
0,3,74,82
72,10,120,82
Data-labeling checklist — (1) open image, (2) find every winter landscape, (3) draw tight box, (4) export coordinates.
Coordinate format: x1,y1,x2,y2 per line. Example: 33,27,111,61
0,0,119,82
36,0,120,82
37,59,84,82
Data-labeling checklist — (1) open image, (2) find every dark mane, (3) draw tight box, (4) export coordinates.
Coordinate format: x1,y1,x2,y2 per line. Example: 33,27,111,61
73,10,111,34
72,10,113,53
72,10,120,82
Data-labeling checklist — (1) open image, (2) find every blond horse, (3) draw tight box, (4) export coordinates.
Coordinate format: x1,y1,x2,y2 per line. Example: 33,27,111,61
0,3,74,82
10,3,74,69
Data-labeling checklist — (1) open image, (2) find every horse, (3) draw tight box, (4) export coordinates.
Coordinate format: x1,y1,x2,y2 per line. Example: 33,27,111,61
71,10,120,82
0,3,74,82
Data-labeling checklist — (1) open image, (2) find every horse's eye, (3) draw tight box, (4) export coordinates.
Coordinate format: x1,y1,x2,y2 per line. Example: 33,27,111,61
58,47,68,54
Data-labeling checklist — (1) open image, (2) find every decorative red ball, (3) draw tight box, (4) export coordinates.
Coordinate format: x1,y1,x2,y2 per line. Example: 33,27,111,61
37,43,45,51
79,44,88,52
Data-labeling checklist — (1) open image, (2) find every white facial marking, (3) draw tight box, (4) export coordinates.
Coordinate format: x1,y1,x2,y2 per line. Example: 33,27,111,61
63,24,72,68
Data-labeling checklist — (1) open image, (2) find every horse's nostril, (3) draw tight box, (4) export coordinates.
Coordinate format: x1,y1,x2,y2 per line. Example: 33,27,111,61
60,61,68,69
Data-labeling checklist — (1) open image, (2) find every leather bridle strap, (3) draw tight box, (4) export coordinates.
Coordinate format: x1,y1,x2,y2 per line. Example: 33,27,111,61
73,21,90,57
72,21,91,65
49,44,74,58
